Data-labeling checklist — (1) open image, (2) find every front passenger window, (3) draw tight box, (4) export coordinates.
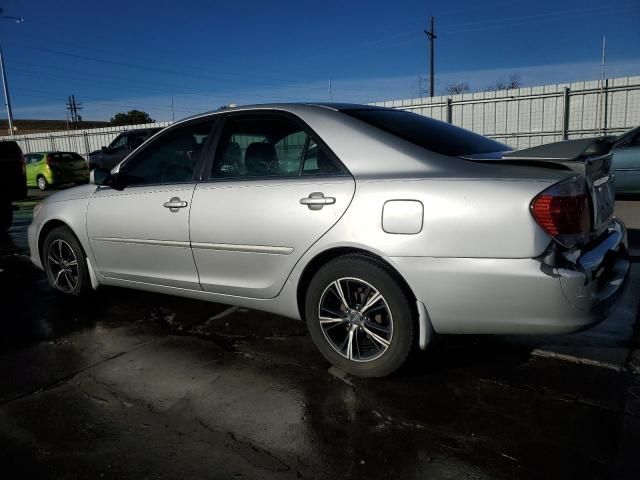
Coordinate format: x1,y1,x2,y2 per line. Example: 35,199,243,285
119,120,214,186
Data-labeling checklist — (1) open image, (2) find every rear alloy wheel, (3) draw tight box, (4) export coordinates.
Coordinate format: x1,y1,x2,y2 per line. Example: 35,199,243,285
305,255,415,377
37,175,48,191
43,226,90,296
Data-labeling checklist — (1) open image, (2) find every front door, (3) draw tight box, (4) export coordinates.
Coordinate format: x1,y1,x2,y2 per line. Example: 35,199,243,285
87,119,216,289
189,113,355,299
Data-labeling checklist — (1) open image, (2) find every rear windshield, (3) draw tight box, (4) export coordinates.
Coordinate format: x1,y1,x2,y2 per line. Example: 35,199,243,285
342,108,508,156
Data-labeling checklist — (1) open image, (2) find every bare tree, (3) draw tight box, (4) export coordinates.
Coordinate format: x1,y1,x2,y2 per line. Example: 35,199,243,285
444,82,471,95
486,73,522,91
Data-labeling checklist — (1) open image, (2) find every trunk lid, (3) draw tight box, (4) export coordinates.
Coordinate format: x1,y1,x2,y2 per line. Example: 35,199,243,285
461,136,617,239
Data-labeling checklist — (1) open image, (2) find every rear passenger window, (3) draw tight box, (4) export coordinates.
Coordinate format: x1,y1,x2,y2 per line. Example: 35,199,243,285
212,115,346,179
301,139,344,175
212,116,308,178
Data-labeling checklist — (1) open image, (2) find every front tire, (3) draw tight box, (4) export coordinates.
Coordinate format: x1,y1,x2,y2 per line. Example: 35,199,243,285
37,175,48,191
305,255,415,378
43,226,90,296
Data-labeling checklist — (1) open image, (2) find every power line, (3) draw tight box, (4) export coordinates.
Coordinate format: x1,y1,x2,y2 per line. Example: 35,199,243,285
8,44,328,94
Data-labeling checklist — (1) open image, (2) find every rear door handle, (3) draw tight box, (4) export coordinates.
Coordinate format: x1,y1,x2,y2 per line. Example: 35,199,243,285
163,197,188,212
300,192,335,210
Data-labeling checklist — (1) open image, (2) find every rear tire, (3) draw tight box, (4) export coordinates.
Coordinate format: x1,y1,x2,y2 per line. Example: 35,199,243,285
0,201,12,231
305,254,415,378
42,226,90,296
37,175,48,191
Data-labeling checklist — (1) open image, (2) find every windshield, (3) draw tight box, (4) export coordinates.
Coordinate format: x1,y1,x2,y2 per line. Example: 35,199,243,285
342,108,508,156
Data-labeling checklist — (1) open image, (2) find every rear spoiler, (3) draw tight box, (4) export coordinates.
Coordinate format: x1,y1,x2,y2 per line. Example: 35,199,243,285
464,127,640,174
502,136,616,161
613,125,640,149
496,135,619,176
501,126,640,163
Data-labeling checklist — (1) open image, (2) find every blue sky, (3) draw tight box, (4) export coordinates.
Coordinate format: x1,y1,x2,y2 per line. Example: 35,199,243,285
1,0,639,121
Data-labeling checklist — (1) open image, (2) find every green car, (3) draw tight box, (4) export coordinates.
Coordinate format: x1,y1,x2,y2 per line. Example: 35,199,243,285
25,151,89,191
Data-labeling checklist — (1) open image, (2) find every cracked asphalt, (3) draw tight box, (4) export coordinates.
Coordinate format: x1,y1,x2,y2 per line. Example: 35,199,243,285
1,190,639,479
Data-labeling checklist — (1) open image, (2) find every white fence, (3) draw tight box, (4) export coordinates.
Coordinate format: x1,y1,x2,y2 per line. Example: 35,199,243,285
370,76,640,149
5,76,640,155
7,121,172,158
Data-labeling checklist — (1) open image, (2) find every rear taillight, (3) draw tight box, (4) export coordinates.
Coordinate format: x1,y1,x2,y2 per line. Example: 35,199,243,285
530,177,591,248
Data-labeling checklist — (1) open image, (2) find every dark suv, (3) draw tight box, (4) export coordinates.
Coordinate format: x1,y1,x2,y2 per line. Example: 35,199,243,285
87,127,162,170
0,140,26,231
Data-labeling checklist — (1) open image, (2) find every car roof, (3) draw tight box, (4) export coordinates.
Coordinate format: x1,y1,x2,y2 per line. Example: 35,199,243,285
176,102,384,124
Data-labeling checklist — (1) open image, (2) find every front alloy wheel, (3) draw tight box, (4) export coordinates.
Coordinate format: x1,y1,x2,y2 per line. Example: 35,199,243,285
47,239,79,293
305,255,415,377
43,226,90,296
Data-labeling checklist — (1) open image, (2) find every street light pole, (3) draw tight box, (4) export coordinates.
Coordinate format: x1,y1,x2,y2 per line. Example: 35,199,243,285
0,10,23,135
0,46,14,135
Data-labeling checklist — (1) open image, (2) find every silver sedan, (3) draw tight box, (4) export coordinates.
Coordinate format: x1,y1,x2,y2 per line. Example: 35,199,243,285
28,104,630,377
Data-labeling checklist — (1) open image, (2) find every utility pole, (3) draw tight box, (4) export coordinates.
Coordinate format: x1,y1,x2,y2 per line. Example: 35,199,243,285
66,95,82,129
0,10,24,135
0,46,14,135
424,16,436,97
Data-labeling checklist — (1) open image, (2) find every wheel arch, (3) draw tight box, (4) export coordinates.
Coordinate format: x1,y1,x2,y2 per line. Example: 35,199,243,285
296,246,418,322
37,219,75,264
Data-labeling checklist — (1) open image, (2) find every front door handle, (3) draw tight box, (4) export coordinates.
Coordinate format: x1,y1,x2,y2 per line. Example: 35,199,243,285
163,197,188,212
300,192,336,210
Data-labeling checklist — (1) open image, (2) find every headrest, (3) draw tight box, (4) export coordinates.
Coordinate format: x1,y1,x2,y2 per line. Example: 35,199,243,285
245,142,277,175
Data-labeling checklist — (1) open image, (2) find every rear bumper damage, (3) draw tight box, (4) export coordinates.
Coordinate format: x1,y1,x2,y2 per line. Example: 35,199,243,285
389,219,630,336
556,219,629,319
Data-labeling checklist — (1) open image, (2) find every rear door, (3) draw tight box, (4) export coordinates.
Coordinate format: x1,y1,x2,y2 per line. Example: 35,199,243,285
189,112,355,299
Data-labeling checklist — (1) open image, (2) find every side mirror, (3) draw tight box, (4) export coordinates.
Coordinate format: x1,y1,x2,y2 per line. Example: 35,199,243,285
90,168,112,186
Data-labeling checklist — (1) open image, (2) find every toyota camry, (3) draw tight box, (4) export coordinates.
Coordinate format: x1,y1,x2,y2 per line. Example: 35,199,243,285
28,103,630,377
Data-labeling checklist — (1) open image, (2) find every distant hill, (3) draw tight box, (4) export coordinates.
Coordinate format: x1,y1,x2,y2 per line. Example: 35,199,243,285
0,119,110,136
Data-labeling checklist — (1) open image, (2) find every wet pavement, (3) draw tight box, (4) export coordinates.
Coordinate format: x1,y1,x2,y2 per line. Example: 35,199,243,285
1,190,639,479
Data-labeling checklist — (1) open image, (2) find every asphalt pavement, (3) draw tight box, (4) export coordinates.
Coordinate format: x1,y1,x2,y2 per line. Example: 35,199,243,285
0,189,639,479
